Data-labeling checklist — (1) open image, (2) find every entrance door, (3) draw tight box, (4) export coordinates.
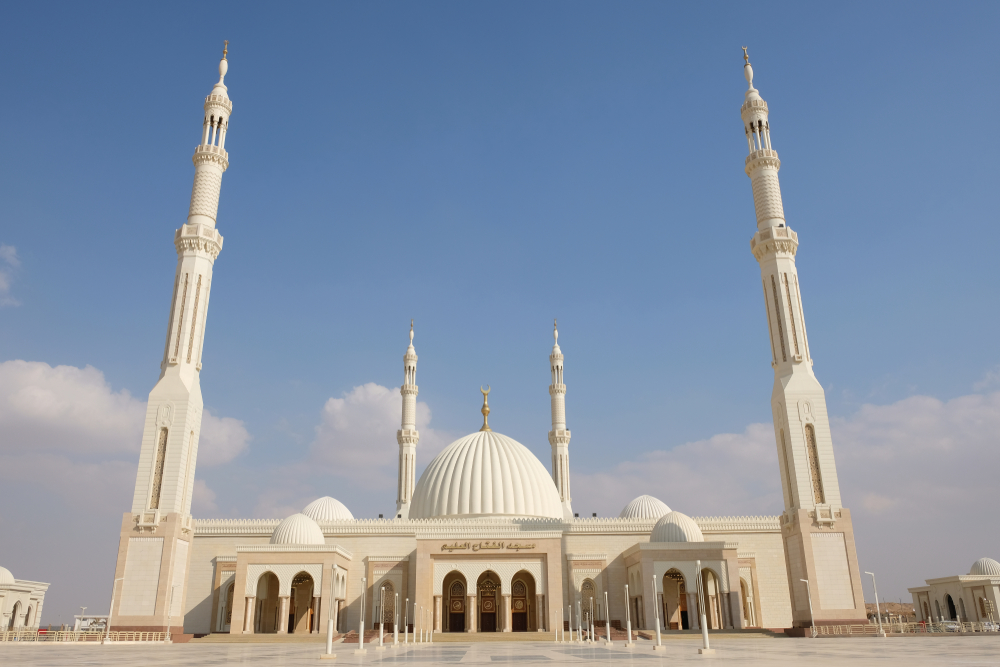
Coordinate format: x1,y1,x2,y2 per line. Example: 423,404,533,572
479,579,499,632
512,580,528,632
447,579,466,632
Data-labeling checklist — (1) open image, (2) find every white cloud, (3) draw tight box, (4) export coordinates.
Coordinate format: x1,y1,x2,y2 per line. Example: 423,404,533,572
307,382,450,484
192,479,218,514
0,245,20,307
575,390,1000,599
0,360,249,509
199,410,250,466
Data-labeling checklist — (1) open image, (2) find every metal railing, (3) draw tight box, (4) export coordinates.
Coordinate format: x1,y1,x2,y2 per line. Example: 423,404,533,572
0,630,167,642
813,622,999,636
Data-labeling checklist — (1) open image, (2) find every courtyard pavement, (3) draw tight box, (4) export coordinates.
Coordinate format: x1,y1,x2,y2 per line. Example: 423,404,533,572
1,637,999,666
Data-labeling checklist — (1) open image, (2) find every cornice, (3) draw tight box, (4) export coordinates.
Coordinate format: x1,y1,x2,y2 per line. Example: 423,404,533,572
236,544,353,560
175,223,224,260
204,94,233,114
192,144,230,171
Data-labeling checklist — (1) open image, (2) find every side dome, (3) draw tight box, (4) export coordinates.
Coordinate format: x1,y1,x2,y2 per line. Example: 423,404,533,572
651,511,704,543
270,513,325,545
0,566,13,586
410,431,563,519
303,496,354,522
970,557,1000,576
620,495,671,519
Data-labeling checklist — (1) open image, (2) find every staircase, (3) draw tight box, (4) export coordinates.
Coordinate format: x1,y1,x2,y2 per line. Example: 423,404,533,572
432,631,557,642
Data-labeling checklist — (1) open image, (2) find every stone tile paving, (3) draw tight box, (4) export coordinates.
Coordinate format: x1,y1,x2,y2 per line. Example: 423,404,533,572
2,637,1000,666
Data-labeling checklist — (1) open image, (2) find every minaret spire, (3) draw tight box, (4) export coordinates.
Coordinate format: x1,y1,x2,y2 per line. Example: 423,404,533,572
112,47,233,633
742,51,865,627
395,320,420,519
548,319,573,520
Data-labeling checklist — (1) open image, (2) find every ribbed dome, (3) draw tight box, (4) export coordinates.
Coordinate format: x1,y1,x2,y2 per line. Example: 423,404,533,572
0,566,13,586
651,511,704,543
302,496,354,522
410,431,563,519
270,513,325,545
969,557,1000,576
620,495,671,519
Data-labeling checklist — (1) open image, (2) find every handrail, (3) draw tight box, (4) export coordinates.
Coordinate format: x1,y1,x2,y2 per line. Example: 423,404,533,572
0,630,167,642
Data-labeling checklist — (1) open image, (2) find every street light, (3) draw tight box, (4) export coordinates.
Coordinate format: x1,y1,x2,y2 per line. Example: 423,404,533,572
403,598,408,644
696,560,714,654
800,579,815,638
355,577,367,655
165,585,181,643
864,572,886,637
604,592,612,645
102,577,124,644
652,575,663,651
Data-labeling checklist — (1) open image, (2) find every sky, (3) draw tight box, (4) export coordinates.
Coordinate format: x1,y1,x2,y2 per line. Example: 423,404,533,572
1,1,999,626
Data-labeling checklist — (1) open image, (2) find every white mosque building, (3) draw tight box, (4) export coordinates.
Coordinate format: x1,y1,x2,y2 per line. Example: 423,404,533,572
108,46,871,637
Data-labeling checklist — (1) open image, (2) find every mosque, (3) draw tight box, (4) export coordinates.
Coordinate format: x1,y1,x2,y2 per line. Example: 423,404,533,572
107,46,871,638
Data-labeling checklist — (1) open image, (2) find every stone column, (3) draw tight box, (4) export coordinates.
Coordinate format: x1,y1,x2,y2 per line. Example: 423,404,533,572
536,594,545,631
243,597,255,633
502,594,511,632
468,595,477,632
687,593,700,630
277,596,290,634
729,591,742,629
434,596,442,632
312,596,321,633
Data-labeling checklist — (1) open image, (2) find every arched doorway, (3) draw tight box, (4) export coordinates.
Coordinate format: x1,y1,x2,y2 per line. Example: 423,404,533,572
290,572,315,633
580,579,596,635
223,582,235,632
512,571,537,632
374,581,395,632
935,600,942,621
254,571,280,633
700,569,724,629
946,595,957,621
740,579,755,628
24,606,34,629
443,573,468,632
477,571,501,632
8,602,19,630
959,598,967,621
663,570,688,630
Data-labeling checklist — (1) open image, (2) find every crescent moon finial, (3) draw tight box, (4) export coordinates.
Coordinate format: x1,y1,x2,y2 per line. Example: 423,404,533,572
479,386,492,431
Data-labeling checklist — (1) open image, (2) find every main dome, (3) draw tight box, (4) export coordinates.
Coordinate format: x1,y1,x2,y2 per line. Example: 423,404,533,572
410,431,563,519
970,557,1000,576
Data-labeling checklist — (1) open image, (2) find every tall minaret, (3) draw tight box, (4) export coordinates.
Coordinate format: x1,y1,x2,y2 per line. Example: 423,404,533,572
741,49,865,627
548,320,573,520
395,321,420,519
110,45,233,633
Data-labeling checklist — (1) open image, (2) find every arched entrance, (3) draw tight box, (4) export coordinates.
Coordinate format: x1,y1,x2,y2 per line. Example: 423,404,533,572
254,571,280,633
8,602,19,630
375,581,395,632
477,571,501,632
580,579,596,635
512,571,537,632
946,595,957,621
935,600,942,621
223,582,235,631
740,579,755,627
290,572,315,633
700,568,724,629
663,569,688,630
24,606,34,629
443,572,468,632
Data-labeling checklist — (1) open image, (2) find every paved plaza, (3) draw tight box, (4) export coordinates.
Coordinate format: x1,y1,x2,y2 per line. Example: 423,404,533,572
3,638,1000,666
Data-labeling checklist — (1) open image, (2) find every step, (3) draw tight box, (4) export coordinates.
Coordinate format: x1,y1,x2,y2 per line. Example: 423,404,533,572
191,633,328,643
431,631,557,642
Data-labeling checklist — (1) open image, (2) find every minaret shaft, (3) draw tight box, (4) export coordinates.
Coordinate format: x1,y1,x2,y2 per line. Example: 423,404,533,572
742,54,864,627
396,323,419,518
112,49,232,633
548,322,572,519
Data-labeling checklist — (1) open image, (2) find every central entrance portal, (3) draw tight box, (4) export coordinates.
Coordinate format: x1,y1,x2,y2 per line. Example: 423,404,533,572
478,572,500,632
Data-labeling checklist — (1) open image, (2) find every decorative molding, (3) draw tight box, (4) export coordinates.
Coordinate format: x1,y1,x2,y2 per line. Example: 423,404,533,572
236,544,352,559
204,94,233,114
566,554,607,562
366,556,410,562
693,516,782,532
191,144,229,171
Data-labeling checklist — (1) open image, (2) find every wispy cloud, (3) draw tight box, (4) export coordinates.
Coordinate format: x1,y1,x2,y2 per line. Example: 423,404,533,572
0,245,20,307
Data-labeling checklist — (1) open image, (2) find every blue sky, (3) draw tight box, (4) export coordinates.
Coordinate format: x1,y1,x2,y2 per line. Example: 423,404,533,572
2,1,999,624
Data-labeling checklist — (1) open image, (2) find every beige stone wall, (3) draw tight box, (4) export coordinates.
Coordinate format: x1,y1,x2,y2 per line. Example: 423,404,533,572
707,530,791,629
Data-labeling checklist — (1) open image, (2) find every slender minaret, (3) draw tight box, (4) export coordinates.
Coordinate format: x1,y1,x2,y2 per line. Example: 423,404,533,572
395,321,420,519
547,320,573,520
741,49,865,627
110,45,233,633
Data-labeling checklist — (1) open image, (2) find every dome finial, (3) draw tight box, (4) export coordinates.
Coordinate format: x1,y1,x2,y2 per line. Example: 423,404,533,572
554,318,558,344
223,40,228,60
218,40,229,83
479,385,492,432
409,319,414,344
742,46,754,90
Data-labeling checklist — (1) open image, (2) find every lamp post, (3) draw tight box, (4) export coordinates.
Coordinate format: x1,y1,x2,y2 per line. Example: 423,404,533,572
800,579,815,639
165,584,181,643
696,561,714,655
102,577,124,644
652,575,663,650
403,598,408,644
325,572,335,657
605,592,612,645
624,584,634,647
590,596,595,643
394,592,399,647
377,585,386,650
355,576,367,655
864,572,886,637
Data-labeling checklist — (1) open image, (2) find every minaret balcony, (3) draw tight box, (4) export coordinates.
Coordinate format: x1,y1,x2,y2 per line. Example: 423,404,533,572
175,223,224,259
750,226,798,261
204,93,233,114
745,148,780,167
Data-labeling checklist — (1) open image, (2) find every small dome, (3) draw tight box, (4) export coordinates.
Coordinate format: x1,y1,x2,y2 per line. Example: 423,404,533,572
620,495,671,520
0,566,13,586
270,513,325,546
651,511,704,543
410,431,563,520
970,557,1000,576
303,496,354,522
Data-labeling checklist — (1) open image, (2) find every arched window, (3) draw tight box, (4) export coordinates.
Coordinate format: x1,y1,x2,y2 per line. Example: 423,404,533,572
451,581,465,597
804,424,825,504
